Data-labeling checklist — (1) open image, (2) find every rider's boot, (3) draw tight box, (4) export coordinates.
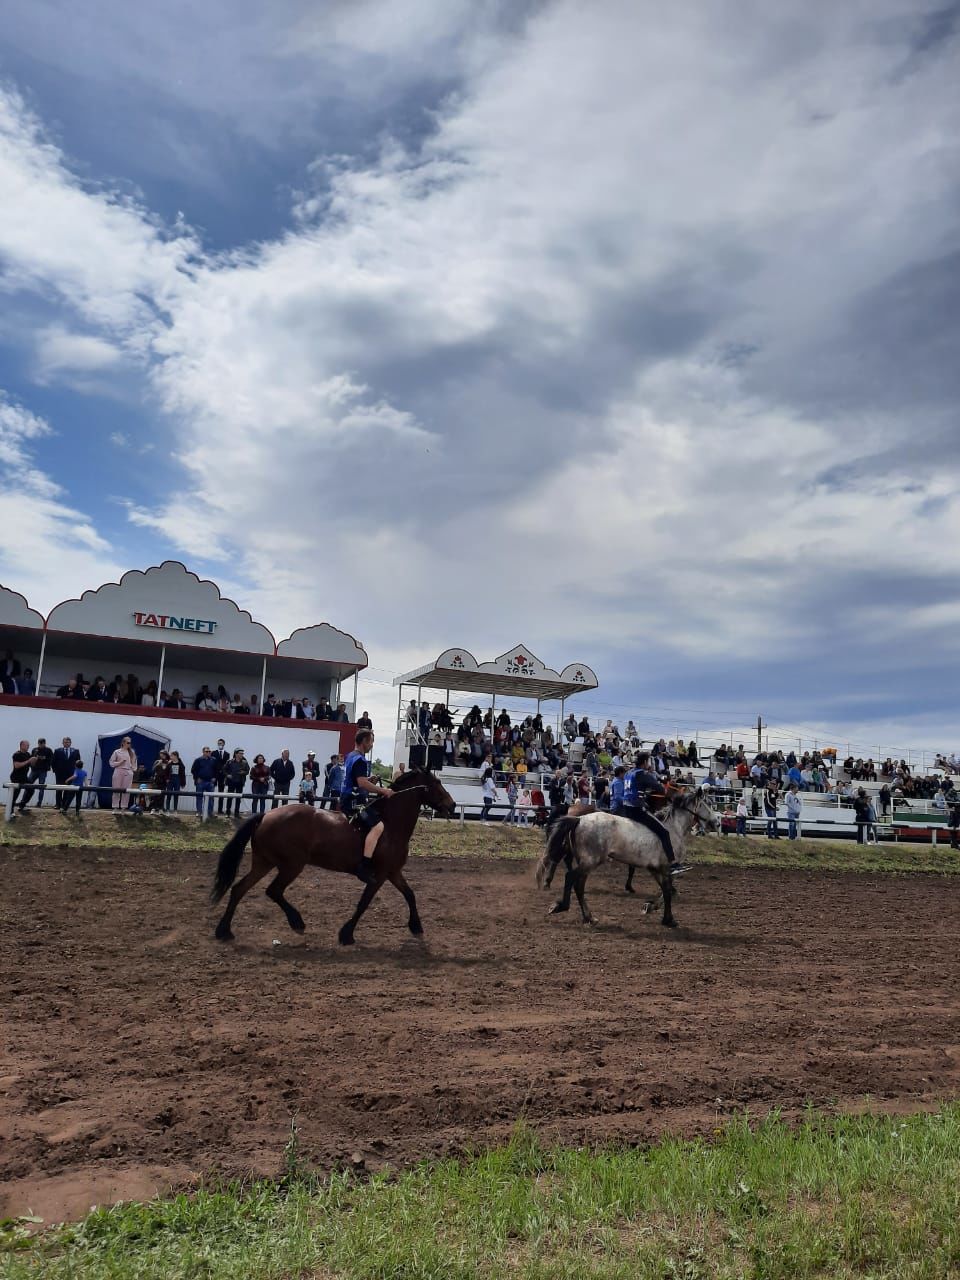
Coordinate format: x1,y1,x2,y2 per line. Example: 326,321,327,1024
669,861,693,876
354,857,377,885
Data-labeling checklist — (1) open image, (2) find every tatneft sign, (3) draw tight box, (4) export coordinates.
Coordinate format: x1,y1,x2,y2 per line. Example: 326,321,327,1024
133,612,218,634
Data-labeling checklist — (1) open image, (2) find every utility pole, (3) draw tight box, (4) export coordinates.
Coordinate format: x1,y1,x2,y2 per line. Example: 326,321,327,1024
757,715,764,754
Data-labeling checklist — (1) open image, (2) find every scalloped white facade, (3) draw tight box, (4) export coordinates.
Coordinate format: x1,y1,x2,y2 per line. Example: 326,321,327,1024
0,586,44,631
277,624,367,667
45,562,275,654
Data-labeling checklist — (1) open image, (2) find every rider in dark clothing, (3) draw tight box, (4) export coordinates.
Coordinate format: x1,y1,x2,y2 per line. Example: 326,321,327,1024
622,752,691,875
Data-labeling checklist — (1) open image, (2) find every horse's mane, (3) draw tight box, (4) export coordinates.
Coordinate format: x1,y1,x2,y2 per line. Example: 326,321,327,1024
661,787,699,817
392,768,432,792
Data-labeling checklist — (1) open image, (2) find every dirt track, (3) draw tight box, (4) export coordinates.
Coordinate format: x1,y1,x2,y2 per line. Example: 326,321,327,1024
3,846,960,1221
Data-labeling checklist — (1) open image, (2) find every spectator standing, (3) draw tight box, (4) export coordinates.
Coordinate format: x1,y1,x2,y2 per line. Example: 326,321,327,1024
735,794,748,837
62,758,87,814
853,788,871,845
1,650,21,690
9,740,37,812
321,754,343,810
480,769,497,820
764,783,780,839
210,739,229,814
224,749,249,817
262,694,280,716
191,747,218,818
16,667,36,696
51,738,80,811
109,737,137,809
165,751,186,810
784,784,802,840
149,753,171,812
518,786,532,825
357,711,373,731
504,776,518,823
270,750,296,808
249,755,270,814
29,738,53,807
301,750,320,782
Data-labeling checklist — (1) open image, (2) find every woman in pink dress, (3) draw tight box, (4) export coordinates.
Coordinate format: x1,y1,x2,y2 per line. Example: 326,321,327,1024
109,736,137,809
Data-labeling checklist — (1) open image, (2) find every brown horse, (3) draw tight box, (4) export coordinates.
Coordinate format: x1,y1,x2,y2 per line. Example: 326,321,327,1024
210,768,456,946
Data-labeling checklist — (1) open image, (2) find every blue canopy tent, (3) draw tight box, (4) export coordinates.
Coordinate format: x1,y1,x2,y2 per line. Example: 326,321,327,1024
89,723,171,808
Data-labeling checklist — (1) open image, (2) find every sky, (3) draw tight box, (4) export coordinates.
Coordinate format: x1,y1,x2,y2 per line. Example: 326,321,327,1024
1,0,958,759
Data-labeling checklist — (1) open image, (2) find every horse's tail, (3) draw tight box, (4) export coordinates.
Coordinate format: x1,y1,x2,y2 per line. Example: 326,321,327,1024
535,816,580,888
210,813,264,903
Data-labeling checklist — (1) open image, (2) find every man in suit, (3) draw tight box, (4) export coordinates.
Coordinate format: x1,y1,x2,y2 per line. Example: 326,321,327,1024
210,738,230,814
262,694,280,717
87,676,111,702
282,699,305,719
270,750,296,807
52,737,81,811
162,688,188,709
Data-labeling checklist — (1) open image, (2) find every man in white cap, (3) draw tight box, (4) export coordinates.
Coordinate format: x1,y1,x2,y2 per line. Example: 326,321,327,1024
301,749,319,782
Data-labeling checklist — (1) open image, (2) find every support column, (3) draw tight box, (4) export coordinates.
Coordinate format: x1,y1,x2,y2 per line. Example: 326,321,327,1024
156,645,166,703
259,657,267,711
352,670,358,720
34,631,47,695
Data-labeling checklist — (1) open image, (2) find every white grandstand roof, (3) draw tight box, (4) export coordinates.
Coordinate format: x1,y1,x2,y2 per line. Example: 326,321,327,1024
394,644,598,703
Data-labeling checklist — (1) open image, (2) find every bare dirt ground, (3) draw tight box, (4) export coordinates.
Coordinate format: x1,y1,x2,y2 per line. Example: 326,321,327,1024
3,844,960,1222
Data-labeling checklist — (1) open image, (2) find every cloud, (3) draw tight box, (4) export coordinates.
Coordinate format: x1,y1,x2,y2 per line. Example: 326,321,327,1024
0,83,195,329
34,324,124,383
0,3,958,750
0,390,123,608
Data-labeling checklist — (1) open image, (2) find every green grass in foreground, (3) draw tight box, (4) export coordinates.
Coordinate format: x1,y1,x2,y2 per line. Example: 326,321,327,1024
3,808,960,878
3,1108,959,1279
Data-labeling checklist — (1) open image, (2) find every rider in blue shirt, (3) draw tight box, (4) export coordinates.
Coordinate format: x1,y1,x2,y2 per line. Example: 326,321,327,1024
609,766,626,814
340,728,393,883
622,751,691,875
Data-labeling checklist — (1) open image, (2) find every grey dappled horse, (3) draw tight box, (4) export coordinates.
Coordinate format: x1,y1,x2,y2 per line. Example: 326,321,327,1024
535,789,718,928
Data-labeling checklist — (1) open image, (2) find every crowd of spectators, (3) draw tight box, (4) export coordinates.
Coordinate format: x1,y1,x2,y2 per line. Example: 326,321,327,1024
1,653,368,724
405,699,960,835
406,700,701,778
41,669,366,724
7,725,371,820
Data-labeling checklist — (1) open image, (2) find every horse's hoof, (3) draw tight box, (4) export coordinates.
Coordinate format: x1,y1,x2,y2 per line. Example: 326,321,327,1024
582,917,597,927
290,921,306,935
662,919,679,929
215,928,234,942
624,885,637,895
409,923,424,936
338,928,355,946
548,903,568,916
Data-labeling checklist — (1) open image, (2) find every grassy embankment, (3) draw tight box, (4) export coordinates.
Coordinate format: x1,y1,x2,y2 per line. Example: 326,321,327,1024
2,806,959,877
3,1109,959,1279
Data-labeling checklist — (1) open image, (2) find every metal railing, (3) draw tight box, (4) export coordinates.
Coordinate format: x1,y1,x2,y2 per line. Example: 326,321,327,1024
1,782,317,823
